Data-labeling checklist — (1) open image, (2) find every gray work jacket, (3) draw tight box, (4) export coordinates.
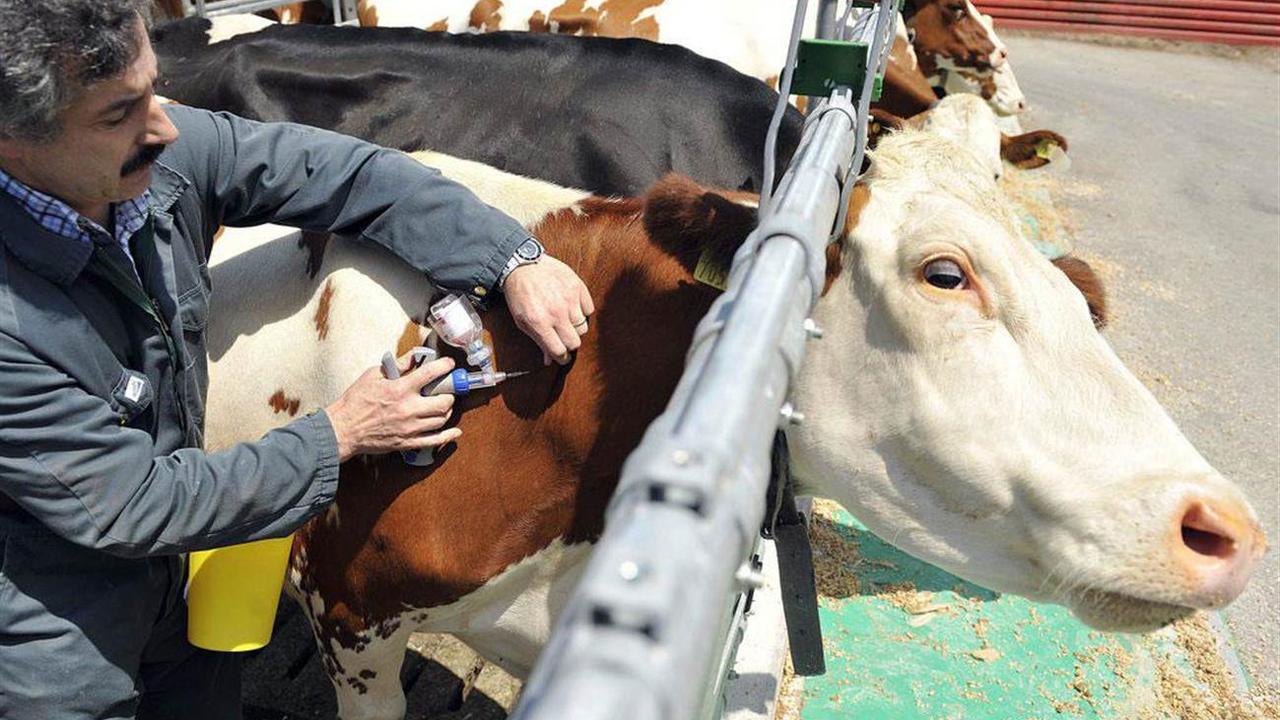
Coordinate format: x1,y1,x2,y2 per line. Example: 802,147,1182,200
0,106,530,556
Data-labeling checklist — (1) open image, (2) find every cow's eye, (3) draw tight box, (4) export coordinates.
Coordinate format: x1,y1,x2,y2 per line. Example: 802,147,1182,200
923,258,967,289
948,3,967,20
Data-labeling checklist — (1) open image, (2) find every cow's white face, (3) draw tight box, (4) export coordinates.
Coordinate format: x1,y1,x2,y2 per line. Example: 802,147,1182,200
790,130,1265,632
918,94,1003,180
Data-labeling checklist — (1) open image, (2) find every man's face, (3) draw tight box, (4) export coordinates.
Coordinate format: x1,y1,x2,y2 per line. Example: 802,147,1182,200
0,18,179,223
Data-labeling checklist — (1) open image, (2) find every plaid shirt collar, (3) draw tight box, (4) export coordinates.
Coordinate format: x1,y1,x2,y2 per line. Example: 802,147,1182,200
0,165,151,261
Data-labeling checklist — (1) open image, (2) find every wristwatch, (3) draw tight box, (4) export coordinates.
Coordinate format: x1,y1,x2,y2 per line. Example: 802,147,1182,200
498,236,545,287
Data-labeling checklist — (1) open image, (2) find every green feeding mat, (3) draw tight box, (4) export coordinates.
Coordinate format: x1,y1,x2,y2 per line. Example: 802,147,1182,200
791,503,1270,720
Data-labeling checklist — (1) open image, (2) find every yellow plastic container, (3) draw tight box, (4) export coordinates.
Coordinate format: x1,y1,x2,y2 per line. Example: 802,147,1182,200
187,535,294,652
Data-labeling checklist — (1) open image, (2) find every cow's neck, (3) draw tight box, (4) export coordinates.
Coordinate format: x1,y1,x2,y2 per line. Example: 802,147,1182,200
785,263,881,512
784,185,879,510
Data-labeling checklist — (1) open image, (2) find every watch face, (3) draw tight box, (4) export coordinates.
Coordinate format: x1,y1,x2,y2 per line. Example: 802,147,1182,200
517,238,543,261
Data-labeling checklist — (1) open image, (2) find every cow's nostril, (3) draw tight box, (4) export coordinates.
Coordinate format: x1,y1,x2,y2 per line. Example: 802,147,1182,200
1167,495,1263,609
1182,525,1234,559
1180,503,1237,560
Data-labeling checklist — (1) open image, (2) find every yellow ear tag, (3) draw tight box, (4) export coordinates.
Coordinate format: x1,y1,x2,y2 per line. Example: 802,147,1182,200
694,246,731,291
1035,138,1059,160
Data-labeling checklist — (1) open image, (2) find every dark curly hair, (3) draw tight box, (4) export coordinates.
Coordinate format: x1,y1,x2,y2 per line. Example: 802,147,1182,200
0,1,153,141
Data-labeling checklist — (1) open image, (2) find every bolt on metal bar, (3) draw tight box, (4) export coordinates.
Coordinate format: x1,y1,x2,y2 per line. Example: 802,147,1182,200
510,2,899,719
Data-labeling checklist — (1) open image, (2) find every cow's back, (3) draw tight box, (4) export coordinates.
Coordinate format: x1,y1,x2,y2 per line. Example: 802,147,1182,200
203,228,431,453
154,20,802,195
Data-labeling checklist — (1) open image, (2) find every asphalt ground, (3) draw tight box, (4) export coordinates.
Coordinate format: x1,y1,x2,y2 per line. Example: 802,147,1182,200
1002,32,1280,697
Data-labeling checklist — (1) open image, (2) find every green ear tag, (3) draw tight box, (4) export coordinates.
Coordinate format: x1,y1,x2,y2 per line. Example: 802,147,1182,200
1035,138,1060,160
694,246,731,291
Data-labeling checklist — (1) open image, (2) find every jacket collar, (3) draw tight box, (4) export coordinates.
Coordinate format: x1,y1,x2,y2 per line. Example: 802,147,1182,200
0,161,190,286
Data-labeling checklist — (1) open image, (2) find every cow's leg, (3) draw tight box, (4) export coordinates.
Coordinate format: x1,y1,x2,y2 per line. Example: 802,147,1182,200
326,622,415,720
293,585,416,720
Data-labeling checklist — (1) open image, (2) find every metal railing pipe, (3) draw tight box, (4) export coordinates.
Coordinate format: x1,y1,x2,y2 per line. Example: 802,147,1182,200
511,3,899,718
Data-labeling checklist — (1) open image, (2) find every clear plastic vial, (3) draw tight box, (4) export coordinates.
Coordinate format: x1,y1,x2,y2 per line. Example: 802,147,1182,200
428,293,493,374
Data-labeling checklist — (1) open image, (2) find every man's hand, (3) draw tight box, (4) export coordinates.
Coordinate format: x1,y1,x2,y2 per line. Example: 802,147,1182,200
502,255,595,365
325,352,461,462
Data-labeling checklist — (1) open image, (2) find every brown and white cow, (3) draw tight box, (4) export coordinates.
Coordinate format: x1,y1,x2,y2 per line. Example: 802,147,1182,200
204,136,1262,719
904,0,1004,77
935,8,1026,115
332,0,1021,119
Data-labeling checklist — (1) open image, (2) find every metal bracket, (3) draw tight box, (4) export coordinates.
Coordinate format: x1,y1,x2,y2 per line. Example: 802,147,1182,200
790,39,875,99
763,433,826,676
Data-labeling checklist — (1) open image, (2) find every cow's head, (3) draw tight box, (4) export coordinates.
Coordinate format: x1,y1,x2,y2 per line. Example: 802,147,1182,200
915,93,1004,180
779,129,1264,632
904,0,1007,77
906,94,1069,186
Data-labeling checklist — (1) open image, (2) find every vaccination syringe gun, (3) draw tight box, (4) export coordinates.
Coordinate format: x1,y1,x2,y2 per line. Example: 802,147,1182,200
380,293,528,466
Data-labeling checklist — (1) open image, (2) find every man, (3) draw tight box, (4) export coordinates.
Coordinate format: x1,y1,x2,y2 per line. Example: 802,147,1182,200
0,2,593,718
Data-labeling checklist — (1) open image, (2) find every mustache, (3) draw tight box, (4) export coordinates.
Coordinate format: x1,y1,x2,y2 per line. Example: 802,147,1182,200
121,144,165,176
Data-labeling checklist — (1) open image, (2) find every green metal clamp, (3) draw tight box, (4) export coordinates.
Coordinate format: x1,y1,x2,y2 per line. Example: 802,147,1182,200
788,0,901,100
791,39,876,99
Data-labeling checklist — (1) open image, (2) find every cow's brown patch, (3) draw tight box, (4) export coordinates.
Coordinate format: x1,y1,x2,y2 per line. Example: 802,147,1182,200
531,0,663,41
298,230,331,280
356,0,379,27
426,17,450,32
314,279,335,340
528,9,550,32
879,35,940,118
953,68,999,101
823,243,844,297
395,320,425,357
269,390,302,416
905,0,998,76
823,184,872,297
468,0,503,32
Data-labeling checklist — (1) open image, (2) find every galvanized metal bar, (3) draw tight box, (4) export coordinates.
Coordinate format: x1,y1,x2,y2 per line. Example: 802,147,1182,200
511,2,899,719
184,0,299,18
817,0,841,40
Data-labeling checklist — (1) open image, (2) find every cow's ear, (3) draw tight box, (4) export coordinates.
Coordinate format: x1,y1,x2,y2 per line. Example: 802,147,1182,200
1052,255,1108,329
643,174,758,276
868,109,908,149
1001,130,1069,169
